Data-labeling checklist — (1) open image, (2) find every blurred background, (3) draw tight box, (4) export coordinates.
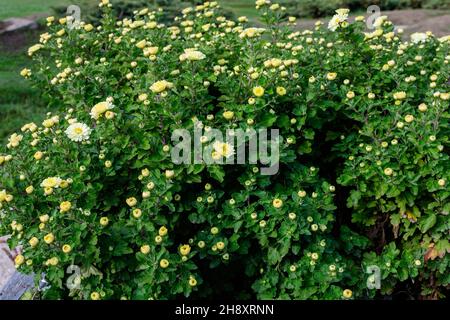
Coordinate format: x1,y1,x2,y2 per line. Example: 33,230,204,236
0,0,449,143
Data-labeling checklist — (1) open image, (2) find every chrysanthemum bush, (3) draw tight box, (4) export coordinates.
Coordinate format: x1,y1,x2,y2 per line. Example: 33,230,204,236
0,0,449,300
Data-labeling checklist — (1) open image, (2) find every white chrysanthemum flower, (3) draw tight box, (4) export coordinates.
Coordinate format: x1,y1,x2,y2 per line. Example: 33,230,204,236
65,122,92,142
213,141,235,158
328,9,349,31
410,32,427,44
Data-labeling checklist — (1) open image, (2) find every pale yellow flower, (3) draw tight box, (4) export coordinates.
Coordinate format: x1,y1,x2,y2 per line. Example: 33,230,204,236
44,233,55,244
7,133,23,148
276,87,287,96
179,48,206,61
41,177,62,189
84,24,94,32
223,111,234,120
29,237,39,247
253,86,265,97
90,101,113,120
60,201,72,213
140,245,150,254
327,72,337,80
28,44,43,56
393,92,406,100
150,80,173,94
272,198,283,208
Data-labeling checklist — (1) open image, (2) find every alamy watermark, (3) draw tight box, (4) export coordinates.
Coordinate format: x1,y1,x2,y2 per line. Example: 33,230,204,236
366,265,381,289
366,5,403,33
66,5,81,30
66,265,82,290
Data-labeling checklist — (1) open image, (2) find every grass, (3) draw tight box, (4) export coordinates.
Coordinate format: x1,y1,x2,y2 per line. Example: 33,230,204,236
0,0,72,20
0,1,73,142
0,34,46,142
0,0,262,21
218,0,260,21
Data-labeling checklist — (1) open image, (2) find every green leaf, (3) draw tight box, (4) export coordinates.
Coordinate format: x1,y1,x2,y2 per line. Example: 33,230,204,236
337,173,353,186
390,213,400,227
207,165,225,182
297,141,312,154
233,221,243,233
259,113,277,127
419,214,436,234
268,248,281,265
375,183,388,199
277,114,290,128
303,129,315,140
347,190,361,208
435,239,450,254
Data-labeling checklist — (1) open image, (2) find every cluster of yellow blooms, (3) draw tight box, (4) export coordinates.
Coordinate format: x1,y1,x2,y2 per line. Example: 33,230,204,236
39,177,72,196
150,80,174,94
0,189,13,209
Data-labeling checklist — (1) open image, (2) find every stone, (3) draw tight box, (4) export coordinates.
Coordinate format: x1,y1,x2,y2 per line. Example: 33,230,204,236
0,18,38,35
0,236,34,300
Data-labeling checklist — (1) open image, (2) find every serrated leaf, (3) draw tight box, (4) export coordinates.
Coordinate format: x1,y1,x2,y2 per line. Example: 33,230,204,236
419,214,436,234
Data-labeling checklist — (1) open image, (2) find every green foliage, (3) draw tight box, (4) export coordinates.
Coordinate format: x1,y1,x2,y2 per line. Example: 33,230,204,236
52,0,234,25
288,0,343,18
0,0,449,300
285,0,450,18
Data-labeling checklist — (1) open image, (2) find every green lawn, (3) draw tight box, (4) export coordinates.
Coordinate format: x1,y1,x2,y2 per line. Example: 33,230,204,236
218,0,260,21
0,0,72,20
0,49,46,142
0,0,259,21
0,0,79,141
